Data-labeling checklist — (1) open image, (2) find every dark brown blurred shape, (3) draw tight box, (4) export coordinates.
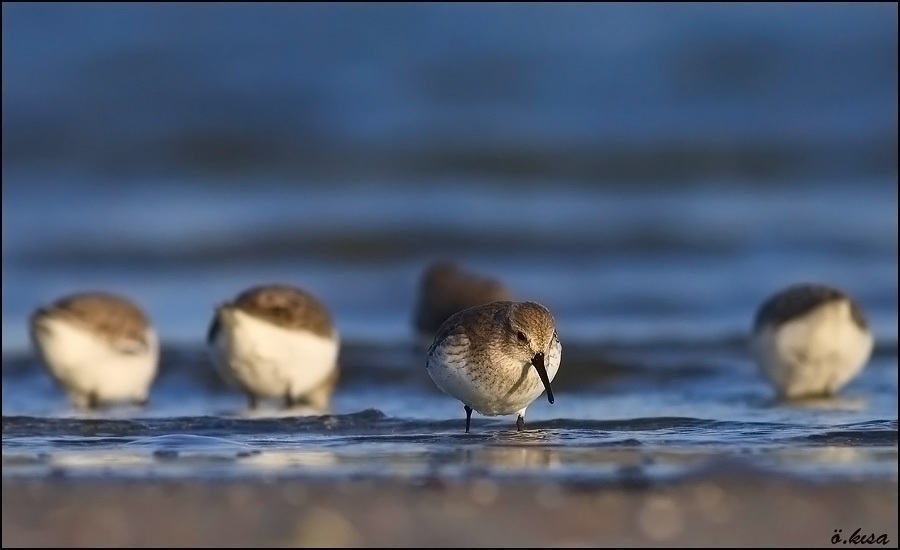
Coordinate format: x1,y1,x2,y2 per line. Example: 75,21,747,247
413,260,515,342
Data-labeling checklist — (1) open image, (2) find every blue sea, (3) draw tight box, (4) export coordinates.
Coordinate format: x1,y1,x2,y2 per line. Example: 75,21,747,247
2,4,897,484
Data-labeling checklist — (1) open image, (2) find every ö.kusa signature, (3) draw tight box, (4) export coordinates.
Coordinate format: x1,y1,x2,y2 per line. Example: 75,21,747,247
832,529,890,545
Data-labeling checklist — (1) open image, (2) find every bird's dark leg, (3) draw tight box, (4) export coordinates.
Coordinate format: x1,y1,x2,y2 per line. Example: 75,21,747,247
283,392,295,409
246,394,258,410
465,405,473,433
135,397,149,408
516,415,526,432
87,391,100,410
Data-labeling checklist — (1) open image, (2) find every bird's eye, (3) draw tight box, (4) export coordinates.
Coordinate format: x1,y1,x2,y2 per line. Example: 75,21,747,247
516,331,527,343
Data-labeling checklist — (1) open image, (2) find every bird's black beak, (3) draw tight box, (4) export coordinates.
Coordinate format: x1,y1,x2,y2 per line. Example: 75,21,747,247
531,352,554,404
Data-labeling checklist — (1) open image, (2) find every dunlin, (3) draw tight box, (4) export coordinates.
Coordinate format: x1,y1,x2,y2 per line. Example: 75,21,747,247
750,283,873,399
207,284,340,410
30,291,159,409
413,260,514,346
425,301,561,432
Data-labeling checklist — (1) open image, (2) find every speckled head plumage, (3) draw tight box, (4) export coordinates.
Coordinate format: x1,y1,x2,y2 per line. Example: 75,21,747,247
414,260,515,336
432,301,555,350
30,291,153,351
753,283,868,332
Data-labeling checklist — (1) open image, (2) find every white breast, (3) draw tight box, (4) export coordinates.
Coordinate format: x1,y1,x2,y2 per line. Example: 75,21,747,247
210,309,339,400
426,334,561,417
33,318,159,407
751,300,873,398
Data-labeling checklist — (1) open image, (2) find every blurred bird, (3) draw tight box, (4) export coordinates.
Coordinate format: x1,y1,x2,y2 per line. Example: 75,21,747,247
413,260,515,347
750,283,874,400
30,291,159,409
207,284,340,411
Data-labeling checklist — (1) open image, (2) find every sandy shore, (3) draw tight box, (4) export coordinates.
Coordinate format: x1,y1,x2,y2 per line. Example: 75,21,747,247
3,471,897,547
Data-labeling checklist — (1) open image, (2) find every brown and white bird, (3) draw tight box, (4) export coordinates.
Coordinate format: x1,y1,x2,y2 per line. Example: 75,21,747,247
413,260,515,347
425,301,561,432
207,284,340,410
750,283,874,400
30,291,159,409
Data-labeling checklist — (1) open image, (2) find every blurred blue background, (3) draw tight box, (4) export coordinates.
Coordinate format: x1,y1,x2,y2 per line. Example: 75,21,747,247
2,3,897,352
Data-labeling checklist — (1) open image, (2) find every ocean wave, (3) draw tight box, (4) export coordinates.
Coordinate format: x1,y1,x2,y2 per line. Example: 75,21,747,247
4,414,896,446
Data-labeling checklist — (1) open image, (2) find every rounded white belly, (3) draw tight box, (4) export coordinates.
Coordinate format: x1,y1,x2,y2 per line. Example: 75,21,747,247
210,310,338,400
751,303,874,399
427,339,561,416
33,319,159,406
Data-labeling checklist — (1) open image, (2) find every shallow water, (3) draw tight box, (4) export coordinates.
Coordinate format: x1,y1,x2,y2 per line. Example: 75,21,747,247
3,338,897,482
2,5,898,483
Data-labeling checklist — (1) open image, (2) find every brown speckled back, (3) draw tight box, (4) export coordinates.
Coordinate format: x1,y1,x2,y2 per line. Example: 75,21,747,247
31,292,153,347
223,284,336,338
429,301,556,361
754,283,868,331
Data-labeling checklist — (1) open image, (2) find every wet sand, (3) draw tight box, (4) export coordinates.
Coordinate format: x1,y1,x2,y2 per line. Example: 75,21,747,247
3,471,897,547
